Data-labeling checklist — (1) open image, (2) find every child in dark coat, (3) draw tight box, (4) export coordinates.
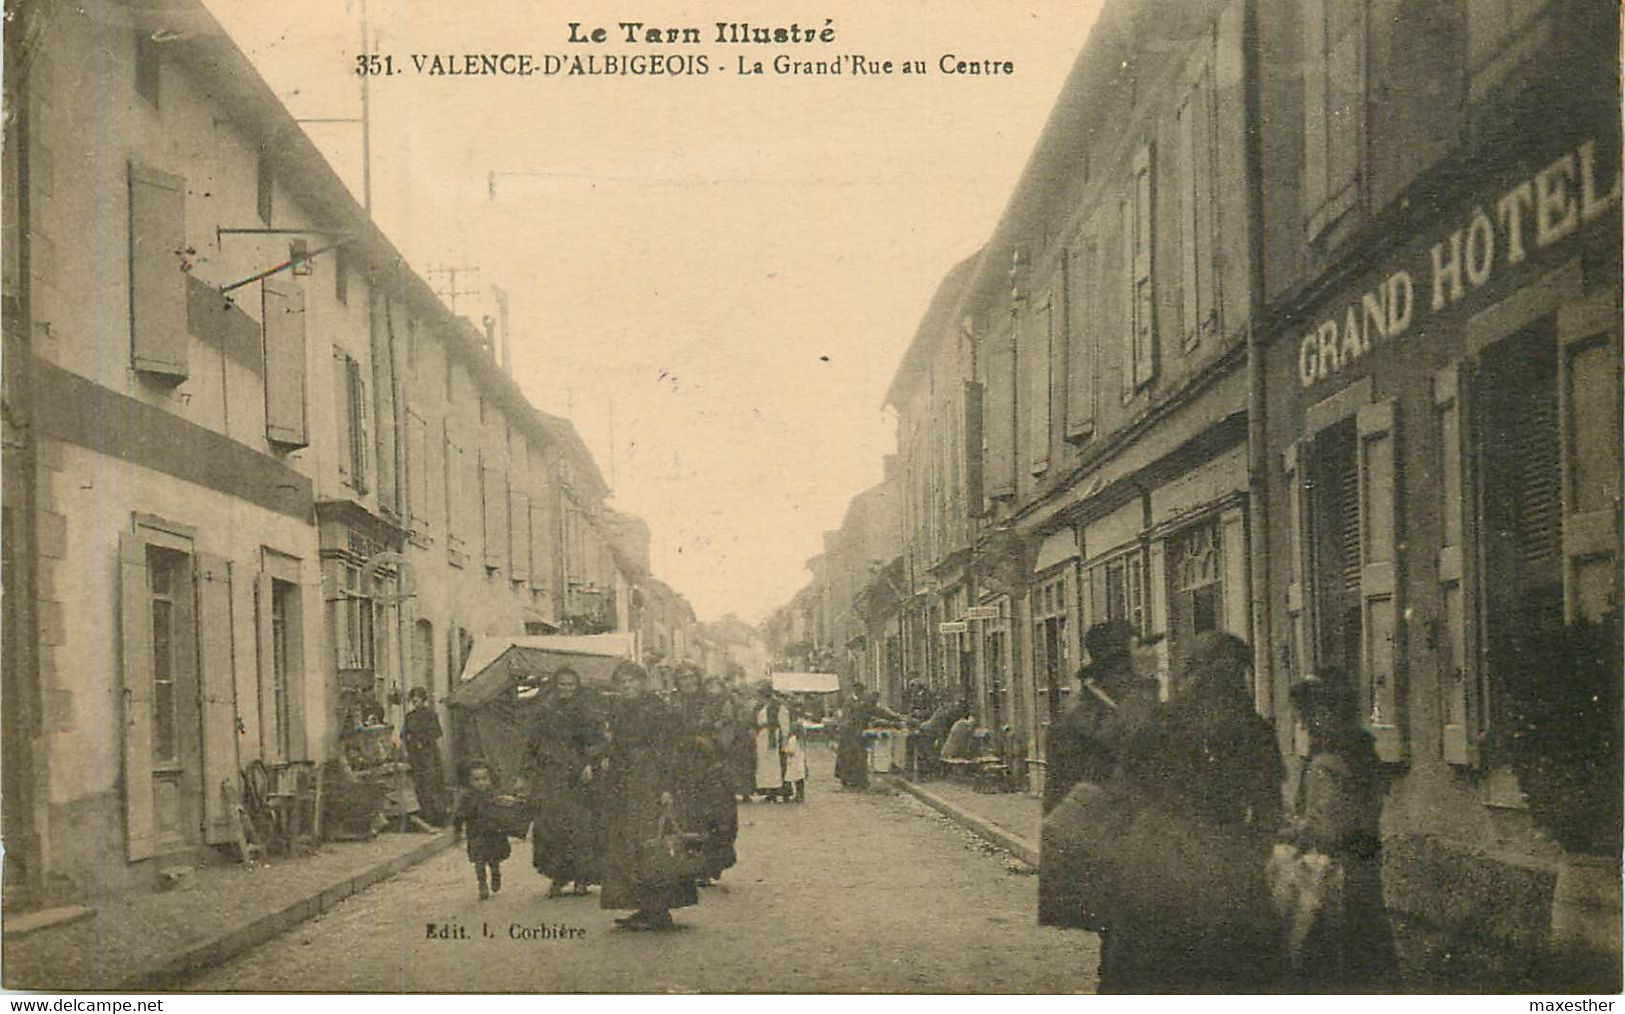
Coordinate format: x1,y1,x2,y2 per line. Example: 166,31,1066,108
452,762,512,900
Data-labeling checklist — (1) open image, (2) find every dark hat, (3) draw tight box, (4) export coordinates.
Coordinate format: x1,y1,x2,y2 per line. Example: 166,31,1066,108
1083,619,1137,661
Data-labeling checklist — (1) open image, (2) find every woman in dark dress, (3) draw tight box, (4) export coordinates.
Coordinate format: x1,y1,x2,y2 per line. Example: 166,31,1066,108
835,686,903,790
522,666,605,896
1104,632,1284,993
599,661,699,931
401,687,448,825
671,664,739,882
1282,672,1397,991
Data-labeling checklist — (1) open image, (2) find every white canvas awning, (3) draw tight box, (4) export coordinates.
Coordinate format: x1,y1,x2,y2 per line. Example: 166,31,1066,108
771,671,841,694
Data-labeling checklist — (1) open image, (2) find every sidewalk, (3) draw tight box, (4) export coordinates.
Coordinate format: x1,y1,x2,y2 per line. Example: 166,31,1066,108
2,829,452,991
884,774,1041,866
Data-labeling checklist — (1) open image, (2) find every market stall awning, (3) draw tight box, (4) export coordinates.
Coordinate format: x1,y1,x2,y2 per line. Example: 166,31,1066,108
448,633,635,708
771,671,841,694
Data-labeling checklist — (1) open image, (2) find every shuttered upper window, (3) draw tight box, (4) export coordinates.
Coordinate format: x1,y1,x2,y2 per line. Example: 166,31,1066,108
262,282,308,449
1064,242,1095,442
1302,0,1365,237
1176,70,1220,350
128,164,189,381
1122,144,1156,399
333,348,369,492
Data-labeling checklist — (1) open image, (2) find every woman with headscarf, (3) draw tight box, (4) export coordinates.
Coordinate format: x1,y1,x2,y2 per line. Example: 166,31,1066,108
522,666,605,897
1102,631,1284,993
672,664,739,882
598,661,698,931
1278,671,1396,991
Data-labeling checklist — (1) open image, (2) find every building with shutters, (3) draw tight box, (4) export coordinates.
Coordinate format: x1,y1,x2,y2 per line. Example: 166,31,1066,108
915,0,1263,784
1,0,656,905
1253,0,1621,983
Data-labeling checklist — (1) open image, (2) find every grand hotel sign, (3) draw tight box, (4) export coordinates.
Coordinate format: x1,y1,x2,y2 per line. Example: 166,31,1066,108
1296,138,1619,391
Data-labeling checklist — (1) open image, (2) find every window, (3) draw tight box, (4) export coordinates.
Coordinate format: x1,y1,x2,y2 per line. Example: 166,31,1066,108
1302,0,1366,234
1031,570,1073,748
333,348,368,492
481,455,508,572
334,562,376,671
1168,519,1223,659
1122,144,1155,398
144,545,196,846
128,164,188,381
256,149,273,225
262,282,308,448
1467,0,1550,96
1092,546,1149,637
1176,71,1220,350
1293,400,1405,761
133,18,160,105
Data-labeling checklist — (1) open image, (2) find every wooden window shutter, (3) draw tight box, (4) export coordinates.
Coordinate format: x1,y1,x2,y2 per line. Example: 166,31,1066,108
1029,297,1053,475
963,380,985,514
262,282,308,449
482,456,504,569
1357,400,1405,762
350,359,369,495
512,490,531,583
333,350,353,481
1064,243,1094,441
1325,0,1365,205
1556,288,1623,622
1121,198,1136,401
119,532,158,861
1283,441,1315,755
194,552,240,844
1178,91,1201,346
1435,365,1481,766
985,331,1016,500
128,164,189,381
406,409,429,532
1196,68,1220,341
1301,0,1329,216
1132,144,1156,389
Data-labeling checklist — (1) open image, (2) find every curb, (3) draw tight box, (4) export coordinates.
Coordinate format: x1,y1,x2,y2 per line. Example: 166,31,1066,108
884,775,1040,867
125,831,454,990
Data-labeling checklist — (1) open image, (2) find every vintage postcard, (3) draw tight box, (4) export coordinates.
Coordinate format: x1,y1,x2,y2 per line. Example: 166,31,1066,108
1,0,1620,997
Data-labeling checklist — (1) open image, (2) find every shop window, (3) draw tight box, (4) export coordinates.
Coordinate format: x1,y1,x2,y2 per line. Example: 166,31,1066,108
1168,519,1223,661
128,164,188,382
1091,547,1149,638
981,601,1009,728
334,561,376,671
1031,571,1072,746
1302,0,1366,236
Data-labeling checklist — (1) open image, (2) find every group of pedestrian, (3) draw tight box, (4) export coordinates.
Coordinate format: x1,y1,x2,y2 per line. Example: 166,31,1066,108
449,659,747,931
1040,622,1397,993
736,680,811,803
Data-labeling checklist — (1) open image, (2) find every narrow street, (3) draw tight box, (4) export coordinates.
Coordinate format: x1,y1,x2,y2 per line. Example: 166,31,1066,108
186,748,1096,993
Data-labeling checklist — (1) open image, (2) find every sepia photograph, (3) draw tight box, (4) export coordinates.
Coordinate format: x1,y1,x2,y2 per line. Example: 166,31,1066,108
0,0,1621,997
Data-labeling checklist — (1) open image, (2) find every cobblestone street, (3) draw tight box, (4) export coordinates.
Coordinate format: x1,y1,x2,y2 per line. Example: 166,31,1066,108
186,749,1097,993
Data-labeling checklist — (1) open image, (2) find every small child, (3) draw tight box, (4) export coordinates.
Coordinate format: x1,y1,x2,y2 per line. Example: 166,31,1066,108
452,761,511,900
782,719,808,803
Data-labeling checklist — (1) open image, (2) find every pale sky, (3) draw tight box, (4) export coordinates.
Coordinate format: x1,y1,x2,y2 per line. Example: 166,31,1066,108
206,0,1103,624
